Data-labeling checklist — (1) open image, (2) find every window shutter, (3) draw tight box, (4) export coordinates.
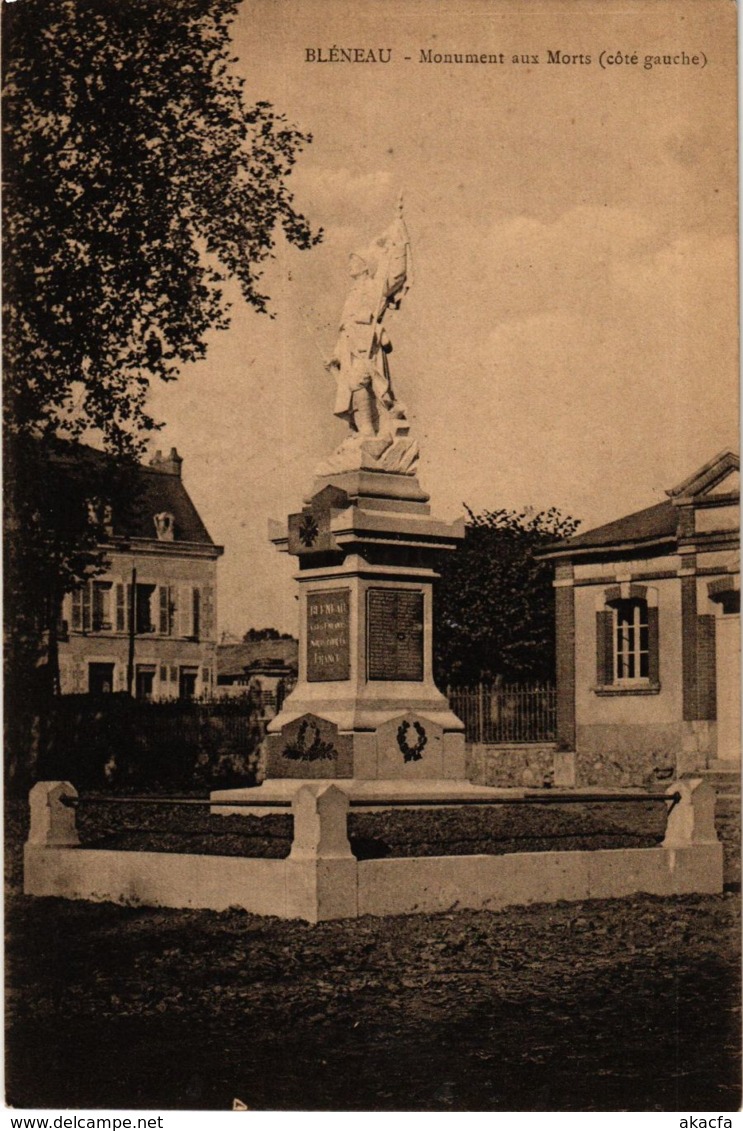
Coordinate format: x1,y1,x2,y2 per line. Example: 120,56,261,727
596,610,613,685
158,586,170,635
177,585,191,637
115,585,126,632
82,584,92,632
192,588,201,639
56,598,67,636
648,606,660,684
202,585,214,639
72,590,83,631
92,583,104,631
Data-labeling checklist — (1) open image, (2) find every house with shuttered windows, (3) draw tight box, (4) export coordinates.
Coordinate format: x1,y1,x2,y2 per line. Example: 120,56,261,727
59,446,223,700
541,450,739,786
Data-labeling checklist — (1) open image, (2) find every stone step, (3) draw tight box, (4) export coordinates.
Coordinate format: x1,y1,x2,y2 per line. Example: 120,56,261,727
699,769,740,793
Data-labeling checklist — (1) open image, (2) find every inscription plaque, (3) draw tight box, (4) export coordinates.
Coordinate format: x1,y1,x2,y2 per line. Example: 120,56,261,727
306,589,350,682
367,588,424,681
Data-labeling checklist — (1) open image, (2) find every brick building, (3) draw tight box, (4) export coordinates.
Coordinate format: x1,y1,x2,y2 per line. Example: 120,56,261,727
542,451,739,786
59,446,223,700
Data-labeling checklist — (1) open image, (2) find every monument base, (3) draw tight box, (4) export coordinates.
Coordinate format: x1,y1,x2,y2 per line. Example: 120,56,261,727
262,701,465,781
266,463,466,784
210,777,512,815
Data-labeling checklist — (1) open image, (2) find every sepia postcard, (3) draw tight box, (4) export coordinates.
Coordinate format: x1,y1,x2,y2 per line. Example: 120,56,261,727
3,0,740,1120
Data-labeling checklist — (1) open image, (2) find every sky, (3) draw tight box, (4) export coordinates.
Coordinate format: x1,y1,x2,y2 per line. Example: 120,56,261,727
146,0,738,638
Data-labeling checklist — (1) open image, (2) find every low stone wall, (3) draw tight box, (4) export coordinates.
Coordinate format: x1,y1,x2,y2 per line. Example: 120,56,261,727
24,779,723,923
23,781,356,923
24,846,289,916
357,844,722,917
574,746,677,789
467,740,720,793
466,743,557,788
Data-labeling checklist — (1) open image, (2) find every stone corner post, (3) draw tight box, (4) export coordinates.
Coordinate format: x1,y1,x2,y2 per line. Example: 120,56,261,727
662,778,719,847
27,781,80,848
289,783,354,860
286,784,357,923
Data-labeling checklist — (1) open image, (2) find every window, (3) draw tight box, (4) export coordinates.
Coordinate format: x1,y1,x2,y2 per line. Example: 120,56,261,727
113,584,174,635
91,582,112,632
614,598,649,680
136,665,156,701
135,584,156,634
717,591,740,616
179,667,198,700
595,587,659,694
88,663,114,694
71,587,90,632
71,582,112,633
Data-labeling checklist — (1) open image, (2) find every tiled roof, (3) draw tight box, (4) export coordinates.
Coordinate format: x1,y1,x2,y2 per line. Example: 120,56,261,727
46,440,218,547
217,639,298,677
547,451,740,558
126,464,214,544
546,499,676,556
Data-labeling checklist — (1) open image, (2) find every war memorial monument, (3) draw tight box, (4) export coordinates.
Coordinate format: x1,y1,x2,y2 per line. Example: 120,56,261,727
214,203,493,807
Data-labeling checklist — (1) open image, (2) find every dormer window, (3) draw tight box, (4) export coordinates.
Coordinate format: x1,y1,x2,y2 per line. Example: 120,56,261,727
154,511,175,541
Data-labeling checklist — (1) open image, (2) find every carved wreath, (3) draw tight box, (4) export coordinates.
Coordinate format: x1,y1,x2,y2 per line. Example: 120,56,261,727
283,718,336,762
396,720,427,763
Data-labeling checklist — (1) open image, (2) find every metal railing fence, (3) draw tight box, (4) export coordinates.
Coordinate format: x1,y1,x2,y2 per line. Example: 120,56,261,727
446,682,557,744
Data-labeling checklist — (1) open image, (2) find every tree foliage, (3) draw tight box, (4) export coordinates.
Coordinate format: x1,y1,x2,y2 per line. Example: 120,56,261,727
3,0,320,784
434,506,580,687
4,437,139,788
3,0,321,455
242,627,296,643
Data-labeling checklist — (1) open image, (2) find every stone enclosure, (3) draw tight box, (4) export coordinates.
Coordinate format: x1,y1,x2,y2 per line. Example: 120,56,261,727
24,778,723,924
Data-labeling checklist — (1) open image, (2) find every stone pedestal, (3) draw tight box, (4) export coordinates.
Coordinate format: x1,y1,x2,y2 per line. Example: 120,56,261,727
261,465,465,787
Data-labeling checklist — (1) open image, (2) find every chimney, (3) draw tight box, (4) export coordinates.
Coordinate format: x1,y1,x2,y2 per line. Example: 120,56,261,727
149,447,183,477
